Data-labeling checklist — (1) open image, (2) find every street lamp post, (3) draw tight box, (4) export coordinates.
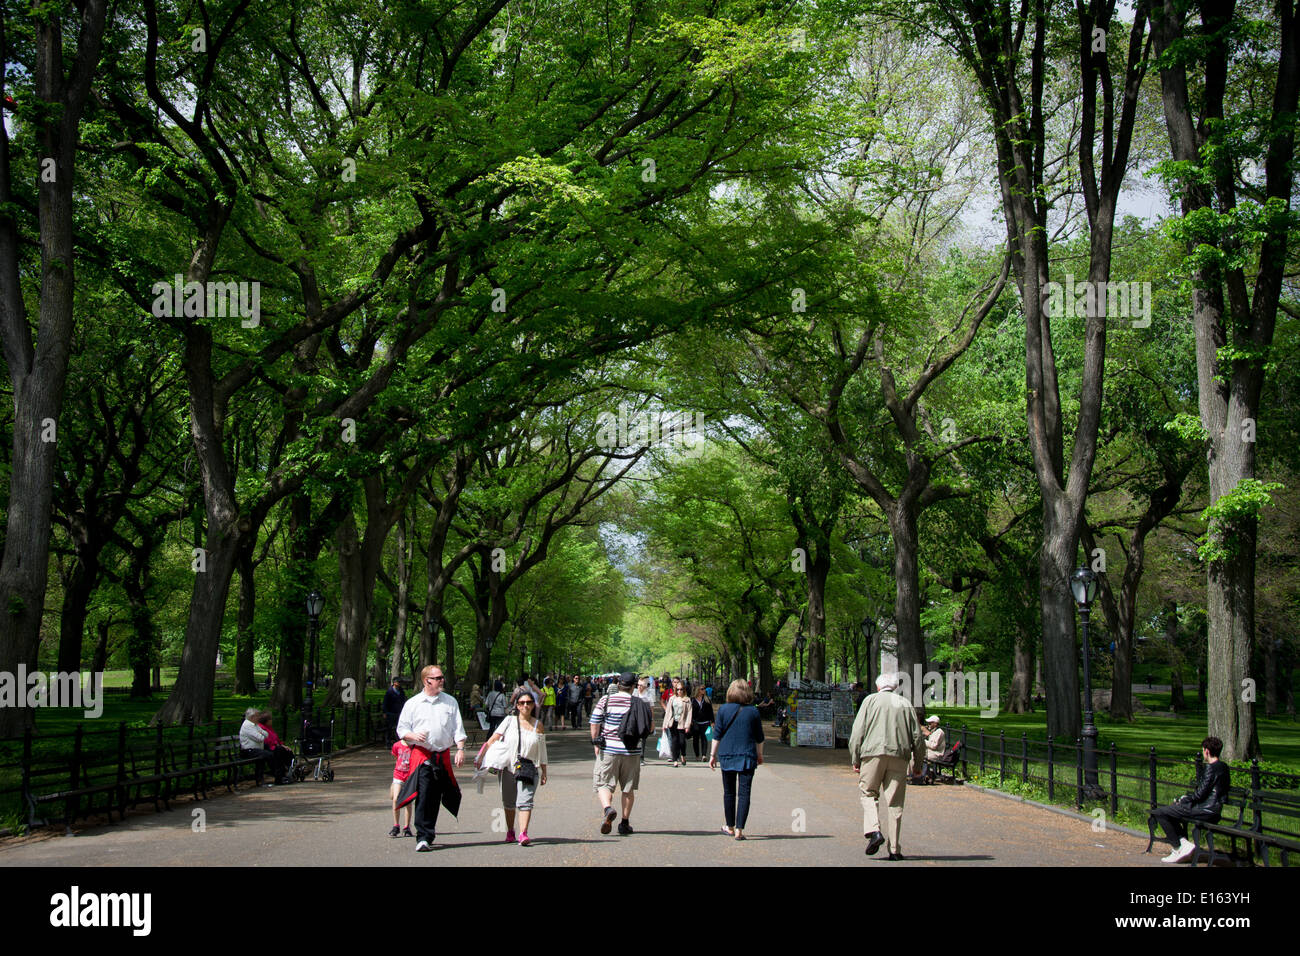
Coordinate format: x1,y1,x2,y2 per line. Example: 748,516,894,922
1070,567,1102,799
794,633,807,682
860,616,875,687
305,591,324,718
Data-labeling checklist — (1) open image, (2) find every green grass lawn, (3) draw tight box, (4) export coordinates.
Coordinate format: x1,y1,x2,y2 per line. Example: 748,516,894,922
930,691,1300,840
6,671,388,737
932,692,1300,769
97,668,180,690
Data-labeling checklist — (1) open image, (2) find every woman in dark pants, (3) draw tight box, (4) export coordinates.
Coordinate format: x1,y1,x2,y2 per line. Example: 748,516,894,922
666,678,694,766
709,679,765,840
690,683,713,762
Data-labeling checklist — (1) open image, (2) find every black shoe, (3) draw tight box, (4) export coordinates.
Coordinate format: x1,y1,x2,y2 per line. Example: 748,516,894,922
388,825,401,838
618,820,634,836
601,806,617,834
402,826,414,838
865,831,885,856
888,851,906,861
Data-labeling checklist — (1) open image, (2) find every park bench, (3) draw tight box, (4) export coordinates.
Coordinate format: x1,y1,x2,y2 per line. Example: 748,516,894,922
119,742,177,815
1189,786,1300,866
120,739,218,813
161,739,213,802
24,746,123,832
925,741,963,785
204,736,270,791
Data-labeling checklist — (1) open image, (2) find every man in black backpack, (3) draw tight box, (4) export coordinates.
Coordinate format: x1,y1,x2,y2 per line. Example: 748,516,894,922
590,671,651,836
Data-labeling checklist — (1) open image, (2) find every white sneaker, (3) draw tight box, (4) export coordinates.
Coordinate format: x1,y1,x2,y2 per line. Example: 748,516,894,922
1162,839,1195,863
415,840,432,852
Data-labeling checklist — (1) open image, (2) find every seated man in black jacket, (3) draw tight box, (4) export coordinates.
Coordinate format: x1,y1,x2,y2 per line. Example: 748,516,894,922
1149,736,1230,863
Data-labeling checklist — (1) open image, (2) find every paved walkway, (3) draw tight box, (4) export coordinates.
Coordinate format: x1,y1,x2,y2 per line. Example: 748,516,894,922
0,728,1162,866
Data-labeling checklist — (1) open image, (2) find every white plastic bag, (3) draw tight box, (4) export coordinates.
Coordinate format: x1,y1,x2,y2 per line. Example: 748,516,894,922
483,738,512,775
657,730,673,760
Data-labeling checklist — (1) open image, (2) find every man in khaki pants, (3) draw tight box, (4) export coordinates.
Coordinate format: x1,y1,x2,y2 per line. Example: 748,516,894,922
849,673,925,860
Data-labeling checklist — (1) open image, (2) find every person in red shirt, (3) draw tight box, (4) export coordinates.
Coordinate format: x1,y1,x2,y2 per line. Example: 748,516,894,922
388,740,415,837
255,710,294,785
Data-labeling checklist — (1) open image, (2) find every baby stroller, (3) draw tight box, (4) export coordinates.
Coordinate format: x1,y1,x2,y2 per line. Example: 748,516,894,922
292,717,336,782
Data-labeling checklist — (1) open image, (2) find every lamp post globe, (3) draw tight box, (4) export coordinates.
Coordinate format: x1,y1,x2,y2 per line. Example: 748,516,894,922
1070,567,1098,606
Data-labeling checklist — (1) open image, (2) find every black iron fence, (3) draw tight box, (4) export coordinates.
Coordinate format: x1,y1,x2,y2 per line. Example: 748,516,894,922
0,701,384,830
949,723,1300,831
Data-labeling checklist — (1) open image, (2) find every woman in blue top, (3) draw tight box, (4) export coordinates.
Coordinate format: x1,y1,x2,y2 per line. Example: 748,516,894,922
709,679,765,840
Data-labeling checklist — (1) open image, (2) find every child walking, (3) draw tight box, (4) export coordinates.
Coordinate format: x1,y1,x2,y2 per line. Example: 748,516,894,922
389,740,414,837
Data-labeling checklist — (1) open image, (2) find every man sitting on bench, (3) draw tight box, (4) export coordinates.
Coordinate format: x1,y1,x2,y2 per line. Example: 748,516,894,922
920,716,946,782
1149,736,1230,864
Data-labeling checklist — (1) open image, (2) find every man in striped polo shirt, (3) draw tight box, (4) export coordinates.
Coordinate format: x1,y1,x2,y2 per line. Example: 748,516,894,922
590,671,649,836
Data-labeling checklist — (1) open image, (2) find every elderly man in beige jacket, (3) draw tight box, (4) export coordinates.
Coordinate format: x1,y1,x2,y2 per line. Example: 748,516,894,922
849,672,925,860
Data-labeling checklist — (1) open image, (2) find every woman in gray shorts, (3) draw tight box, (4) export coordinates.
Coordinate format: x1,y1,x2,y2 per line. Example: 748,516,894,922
484,688,549,845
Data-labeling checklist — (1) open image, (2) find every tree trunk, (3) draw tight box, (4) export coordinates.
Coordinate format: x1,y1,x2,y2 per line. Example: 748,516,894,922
271,492,342,710
1008,627,1035,714
421,454,470,669
1150,0,1297,760
388,509,412,680
272,495,312,710
1263,628,1278,719
1206,507,1260,756
944,0,1150,743
460,553,510,694
1039,501,1083,740
805,541,831,682
372,601,394,688
326,511,367,707
125,546,156,700
57,553,99,674
1166,600,1185,712
868,629,881,692
441,615,457,691
328,466,430,707
155,520,241,724
234,544,256,694
1108,601,1134,722
91,618,111,675
889,501,926,682
0,0,110,737
756,634,775,694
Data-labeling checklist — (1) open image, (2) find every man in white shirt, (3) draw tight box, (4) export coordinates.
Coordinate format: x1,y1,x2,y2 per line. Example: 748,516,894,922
635,678,656,764
397,664,467,851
